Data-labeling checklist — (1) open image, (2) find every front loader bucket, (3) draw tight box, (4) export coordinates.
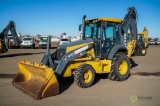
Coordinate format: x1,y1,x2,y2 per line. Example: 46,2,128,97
12,60,59,99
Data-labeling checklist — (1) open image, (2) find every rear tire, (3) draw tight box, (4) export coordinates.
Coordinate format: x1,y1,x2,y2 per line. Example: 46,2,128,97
139,48,146,56
136,48,146,56
108,53,130,81
74,64,95,88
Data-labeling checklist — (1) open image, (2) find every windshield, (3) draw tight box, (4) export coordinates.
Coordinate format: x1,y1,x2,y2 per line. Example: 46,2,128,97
23,38,32,41
85,22,101,40
40,37,48,42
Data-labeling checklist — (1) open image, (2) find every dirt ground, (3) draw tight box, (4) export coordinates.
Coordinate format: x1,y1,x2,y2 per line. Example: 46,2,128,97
0,45,160,106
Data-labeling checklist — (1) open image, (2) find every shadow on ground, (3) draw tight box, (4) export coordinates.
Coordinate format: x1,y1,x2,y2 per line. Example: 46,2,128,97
0,74,16,78
0,52,45,58
131,72,160,77
58,74,109,94
34,47,57,49
58,77,74,94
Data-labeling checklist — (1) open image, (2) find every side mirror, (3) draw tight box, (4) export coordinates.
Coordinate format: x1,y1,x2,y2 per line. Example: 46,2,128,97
79,24,82,31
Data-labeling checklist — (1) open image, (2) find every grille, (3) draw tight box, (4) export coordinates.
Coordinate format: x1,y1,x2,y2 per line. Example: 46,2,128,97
24,42,29,45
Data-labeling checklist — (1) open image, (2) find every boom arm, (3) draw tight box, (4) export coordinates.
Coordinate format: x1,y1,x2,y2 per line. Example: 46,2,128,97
121,7,138,57
121,7,138,40
0,21,21,53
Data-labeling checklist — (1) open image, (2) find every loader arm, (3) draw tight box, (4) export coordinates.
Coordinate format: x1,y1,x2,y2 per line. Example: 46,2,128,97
0,21,21,53
41,36,93,77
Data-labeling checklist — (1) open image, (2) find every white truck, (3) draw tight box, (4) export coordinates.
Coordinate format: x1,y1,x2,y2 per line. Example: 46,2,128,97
20,37,35,49
39,36,51,48
155,40,160,45
149,40,155,45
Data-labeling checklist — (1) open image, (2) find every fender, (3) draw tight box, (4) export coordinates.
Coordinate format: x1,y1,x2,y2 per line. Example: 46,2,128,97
108,45,127,60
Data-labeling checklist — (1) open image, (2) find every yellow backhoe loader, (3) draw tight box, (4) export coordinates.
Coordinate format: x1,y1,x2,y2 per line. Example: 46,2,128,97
0,21,22,53
128,27,149,56
13,7,138,99
135,28,148,56
138,27,149,48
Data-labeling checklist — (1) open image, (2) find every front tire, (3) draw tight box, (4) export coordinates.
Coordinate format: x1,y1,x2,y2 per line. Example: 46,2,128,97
74,64,95,88
108,53,130,81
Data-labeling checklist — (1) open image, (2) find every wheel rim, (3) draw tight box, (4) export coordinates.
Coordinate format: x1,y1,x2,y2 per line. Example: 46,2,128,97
142,49,146,54
83,69,92,83
119,60,128,75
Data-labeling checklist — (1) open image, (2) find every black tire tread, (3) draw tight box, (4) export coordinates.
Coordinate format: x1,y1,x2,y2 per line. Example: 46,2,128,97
108,52,130,81
74,64,95,88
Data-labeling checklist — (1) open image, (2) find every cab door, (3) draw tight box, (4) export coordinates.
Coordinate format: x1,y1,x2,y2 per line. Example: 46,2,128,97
93,22,121,58
101,22,115,57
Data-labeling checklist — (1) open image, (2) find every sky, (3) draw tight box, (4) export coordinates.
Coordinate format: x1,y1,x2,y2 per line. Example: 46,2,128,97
0,0,160,38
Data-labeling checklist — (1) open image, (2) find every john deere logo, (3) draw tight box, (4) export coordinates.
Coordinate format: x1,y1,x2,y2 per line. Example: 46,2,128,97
130,95,138,103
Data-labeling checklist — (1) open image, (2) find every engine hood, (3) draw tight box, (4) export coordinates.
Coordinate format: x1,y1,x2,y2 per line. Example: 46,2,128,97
58,38,93,49
56,38,93,60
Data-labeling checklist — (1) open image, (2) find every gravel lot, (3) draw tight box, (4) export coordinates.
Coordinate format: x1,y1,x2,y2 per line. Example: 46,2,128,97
0,45,160,106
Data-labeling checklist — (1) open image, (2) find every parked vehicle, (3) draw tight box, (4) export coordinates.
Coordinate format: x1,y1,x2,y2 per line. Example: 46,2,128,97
138,27,149,48
39,36,51,48
155,40,160,45
20,37,35,49
149,39,156,45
